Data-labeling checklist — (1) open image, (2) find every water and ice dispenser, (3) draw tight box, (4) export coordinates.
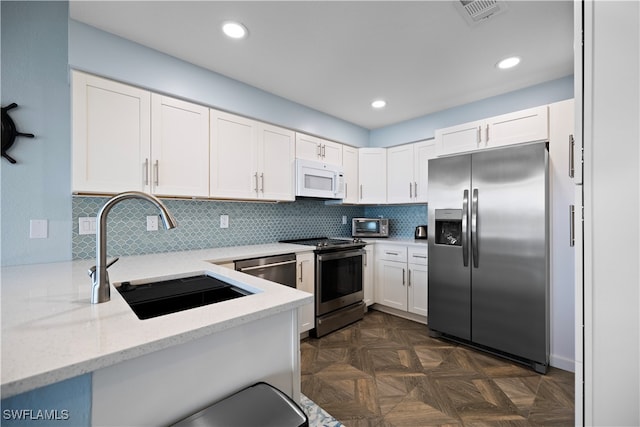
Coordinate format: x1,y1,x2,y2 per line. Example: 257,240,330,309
434,209,463,246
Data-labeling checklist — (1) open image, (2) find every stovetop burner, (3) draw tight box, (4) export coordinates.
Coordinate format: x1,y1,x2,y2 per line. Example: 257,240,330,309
280,237,365,251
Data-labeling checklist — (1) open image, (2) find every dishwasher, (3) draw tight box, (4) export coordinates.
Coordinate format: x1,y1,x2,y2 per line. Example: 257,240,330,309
234,253,297,288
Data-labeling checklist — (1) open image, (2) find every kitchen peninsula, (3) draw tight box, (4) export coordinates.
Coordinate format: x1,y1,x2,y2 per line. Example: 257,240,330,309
1,243,313,426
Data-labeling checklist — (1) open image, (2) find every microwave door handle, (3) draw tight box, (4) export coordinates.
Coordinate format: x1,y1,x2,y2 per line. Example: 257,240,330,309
462,189,469,267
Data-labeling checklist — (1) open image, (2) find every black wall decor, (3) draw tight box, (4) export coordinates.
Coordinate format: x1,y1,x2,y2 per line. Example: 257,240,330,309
1,103,35,163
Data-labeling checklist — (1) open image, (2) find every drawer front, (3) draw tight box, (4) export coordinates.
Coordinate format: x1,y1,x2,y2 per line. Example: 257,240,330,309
376,245,407,263
408,247,428,265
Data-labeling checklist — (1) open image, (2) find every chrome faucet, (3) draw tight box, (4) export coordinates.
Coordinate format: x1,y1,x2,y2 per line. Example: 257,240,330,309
89,191,178,304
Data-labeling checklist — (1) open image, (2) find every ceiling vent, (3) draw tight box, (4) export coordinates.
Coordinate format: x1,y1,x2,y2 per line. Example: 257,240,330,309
455,0,508,26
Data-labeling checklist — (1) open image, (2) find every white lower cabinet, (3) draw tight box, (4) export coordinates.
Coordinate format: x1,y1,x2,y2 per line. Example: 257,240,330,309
407,247,428,317
296,252,315,333
374,244,428,317
363,245,374,306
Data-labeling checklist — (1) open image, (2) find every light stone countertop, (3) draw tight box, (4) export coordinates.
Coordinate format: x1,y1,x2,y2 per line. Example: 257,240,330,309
0,243,315,399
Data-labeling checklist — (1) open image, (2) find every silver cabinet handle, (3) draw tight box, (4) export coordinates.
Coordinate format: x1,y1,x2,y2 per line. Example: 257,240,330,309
253,172,259,193
569,134,575,178
385,251,399,255
477,126,481,145
316,144,322,157
363,251,368,267
402,268,405,286
414,182,418,198
153,160,159,186
462,189,469,267
485,124,490,143
240,259,297,272
345,183,348,199
360,184,363,200
569,205,575,247
472,188,479,268
260,173,264,193
298,261,304,282
144,158,149,186
408,269,411,286
409,182,413,198
321,144,326,158
412,254,427,259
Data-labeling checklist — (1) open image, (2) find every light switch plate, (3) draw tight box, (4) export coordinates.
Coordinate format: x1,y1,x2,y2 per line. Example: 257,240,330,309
78,217,97,235
220,214,229,229
30,219,48,239
342,215,347,225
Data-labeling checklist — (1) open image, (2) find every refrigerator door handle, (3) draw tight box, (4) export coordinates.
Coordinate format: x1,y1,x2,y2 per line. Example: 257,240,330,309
462,189,469,267
472,188,479,268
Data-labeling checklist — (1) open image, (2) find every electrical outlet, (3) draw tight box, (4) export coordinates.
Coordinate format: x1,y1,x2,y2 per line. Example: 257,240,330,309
342,215,347,225
78,217,97,235
146,215,159,231
220,214,229,229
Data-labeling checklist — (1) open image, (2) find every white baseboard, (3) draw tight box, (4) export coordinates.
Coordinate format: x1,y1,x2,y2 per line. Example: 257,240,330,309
550,353,575,372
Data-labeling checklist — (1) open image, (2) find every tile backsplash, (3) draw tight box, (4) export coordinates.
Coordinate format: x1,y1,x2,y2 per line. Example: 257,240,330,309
72,197,427,259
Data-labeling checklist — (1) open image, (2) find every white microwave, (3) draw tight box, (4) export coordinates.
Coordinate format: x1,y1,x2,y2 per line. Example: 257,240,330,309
296,159,345,199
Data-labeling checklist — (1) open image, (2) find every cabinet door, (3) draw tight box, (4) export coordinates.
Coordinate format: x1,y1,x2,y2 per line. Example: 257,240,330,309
485,105,549,148
295,133,323,161
408,263,428,317
258,123,295,201
414,140,436,203
342,146,359,204
376,259,407,310
321,140,343,165
358,148,387,204
434,119,483,157
72,71,150,194
210,110,258,199
363,245,374,306
297,252,315,333
387,144,414,204
151,95,209,197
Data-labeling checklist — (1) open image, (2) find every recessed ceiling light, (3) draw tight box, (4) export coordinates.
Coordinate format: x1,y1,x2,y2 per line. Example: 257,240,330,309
222,21,248,39
371,100,387,109
496,56,521,69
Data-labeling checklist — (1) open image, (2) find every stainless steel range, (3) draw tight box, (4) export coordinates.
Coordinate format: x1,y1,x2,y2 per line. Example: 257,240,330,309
281,237,366,337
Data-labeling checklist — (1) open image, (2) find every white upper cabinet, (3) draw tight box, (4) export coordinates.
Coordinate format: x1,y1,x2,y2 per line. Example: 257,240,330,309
386,140,436,204
210,111,258,200
414,140,436,203
358,148,387,204
210,110,295,201
435,105,549,156
434,119,485,157
295,132,342,165
72,70,151,194
151,94,209,197
342,145,359,204
257,123,296,201
73,71,209,198
387,144,415,204
484,105,549,148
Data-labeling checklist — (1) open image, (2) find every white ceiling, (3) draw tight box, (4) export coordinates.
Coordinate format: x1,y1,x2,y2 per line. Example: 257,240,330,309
69,1,574,130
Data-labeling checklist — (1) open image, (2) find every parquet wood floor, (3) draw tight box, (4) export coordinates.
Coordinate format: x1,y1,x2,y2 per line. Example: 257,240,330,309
301,310,574,427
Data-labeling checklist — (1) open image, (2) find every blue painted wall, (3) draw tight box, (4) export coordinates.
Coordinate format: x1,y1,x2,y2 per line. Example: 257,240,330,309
1,375,91,427
1,0,72,266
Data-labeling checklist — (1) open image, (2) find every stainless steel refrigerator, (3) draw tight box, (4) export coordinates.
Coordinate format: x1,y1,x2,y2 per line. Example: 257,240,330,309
427,142,549,373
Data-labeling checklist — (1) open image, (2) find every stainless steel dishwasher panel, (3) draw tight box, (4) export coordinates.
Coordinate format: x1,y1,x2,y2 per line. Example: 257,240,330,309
234,253,297,288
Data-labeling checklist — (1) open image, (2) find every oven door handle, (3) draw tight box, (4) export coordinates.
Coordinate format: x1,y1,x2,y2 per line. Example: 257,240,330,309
317,249,365,262
238,259,297,272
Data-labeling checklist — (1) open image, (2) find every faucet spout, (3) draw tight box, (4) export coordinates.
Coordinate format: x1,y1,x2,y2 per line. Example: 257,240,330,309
90,191,177,304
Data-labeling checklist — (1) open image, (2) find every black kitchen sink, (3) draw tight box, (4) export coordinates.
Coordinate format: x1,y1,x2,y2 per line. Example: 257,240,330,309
116,274,253,320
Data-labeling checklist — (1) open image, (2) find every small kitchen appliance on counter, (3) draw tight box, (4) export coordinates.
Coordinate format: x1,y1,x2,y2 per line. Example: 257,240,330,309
415,225,428,239
352,218,389,238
